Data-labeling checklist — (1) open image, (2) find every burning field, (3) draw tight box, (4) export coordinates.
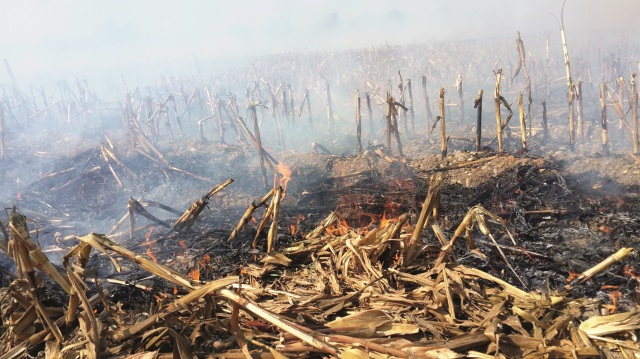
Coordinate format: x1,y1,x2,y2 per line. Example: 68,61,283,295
0,25,639,359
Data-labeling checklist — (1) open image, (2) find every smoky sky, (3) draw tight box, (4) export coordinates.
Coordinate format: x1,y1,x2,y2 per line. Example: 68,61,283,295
1,0,638,82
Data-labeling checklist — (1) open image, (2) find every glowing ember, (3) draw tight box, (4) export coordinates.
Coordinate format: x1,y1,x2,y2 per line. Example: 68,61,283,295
145,227,157,264
276,162,293,193
566,271,580,282
178,240,188,250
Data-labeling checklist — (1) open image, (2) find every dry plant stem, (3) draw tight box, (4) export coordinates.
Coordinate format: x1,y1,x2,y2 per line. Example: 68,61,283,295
576,81,584,139
306,212,338,240
385,92,392,149
298,88,308,118
267,186,282,253
170,179,234,234
235,116,277,167
456,73,464,122
406,79,415,133
565,247,634,290
1,290,108,359
324,80,335,140
474,90,483,152
605,85,633,137
365,92,373,136
542,99,548,138
355,89,362,153
217,289,338,356
405,173,444,265
495,69,504,151
249,104,268,189
518,92,527,150
228,188,275,241
439,88,447,158
128,197,172,229
0,107,4,160
559,6,575,149
526,77,532,137
600,83,609,152
422,76,432,138
423,155,497,173
631,73,638,154
8,210,72,294
64,242,92,326
385,92,405,156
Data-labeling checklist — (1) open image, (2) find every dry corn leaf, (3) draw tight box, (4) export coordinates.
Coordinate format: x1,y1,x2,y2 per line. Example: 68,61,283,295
579,311,640,337
325,309,390,329
402,346,464,358
377,322,420,336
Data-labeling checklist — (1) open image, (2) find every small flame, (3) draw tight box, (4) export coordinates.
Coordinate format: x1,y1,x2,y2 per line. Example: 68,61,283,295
16,192,21,201
380,211,399,228
188,267,200,281
276,162,293,193
290,214,305,235
326,219,350,236
145,227,157,264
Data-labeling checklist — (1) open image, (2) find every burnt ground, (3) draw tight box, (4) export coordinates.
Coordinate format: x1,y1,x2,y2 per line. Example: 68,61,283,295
1,123,638,298
0,119,639,357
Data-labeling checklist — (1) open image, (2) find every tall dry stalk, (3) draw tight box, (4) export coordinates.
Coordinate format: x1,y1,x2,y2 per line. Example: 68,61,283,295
366,92,373,136
0,107,4,160
421,75,432,138
456,72,464,122
631,73,638,154
385,92,406,156
324,80,335,140
518,93,527,151
576,81,584,139
355,90,362,153
557,1,575,149
600,83,608,153
542,99,548,138
439,88,447,158
474,90,483,152
249,103,268,189
406,79,415,134
494,69,513,152
495,70,504,151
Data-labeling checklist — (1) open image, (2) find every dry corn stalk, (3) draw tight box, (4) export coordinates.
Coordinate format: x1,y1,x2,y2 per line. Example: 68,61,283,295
170,178,233,234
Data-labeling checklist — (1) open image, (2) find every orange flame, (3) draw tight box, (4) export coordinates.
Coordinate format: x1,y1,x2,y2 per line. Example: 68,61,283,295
188,267,200,281
326,219,350,236
276,162,293,193
145,227,157,264
290,214,305,236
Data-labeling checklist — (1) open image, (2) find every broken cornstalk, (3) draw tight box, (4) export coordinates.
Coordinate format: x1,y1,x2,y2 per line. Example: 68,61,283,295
169,179,233,234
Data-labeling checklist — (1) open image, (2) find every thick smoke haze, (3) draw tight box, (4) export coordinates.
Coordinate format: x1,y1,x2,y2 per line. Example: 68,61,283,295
1,0,638,84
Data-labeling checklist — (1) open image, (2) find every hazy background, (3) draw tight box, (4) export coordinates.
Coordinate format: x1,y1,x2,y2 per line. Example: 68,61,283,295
1,0,639,84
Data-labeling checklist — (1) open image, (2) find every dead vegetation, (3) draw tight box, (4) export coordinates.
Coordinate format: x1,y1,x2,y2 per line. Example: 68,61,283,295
0,15,639,359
